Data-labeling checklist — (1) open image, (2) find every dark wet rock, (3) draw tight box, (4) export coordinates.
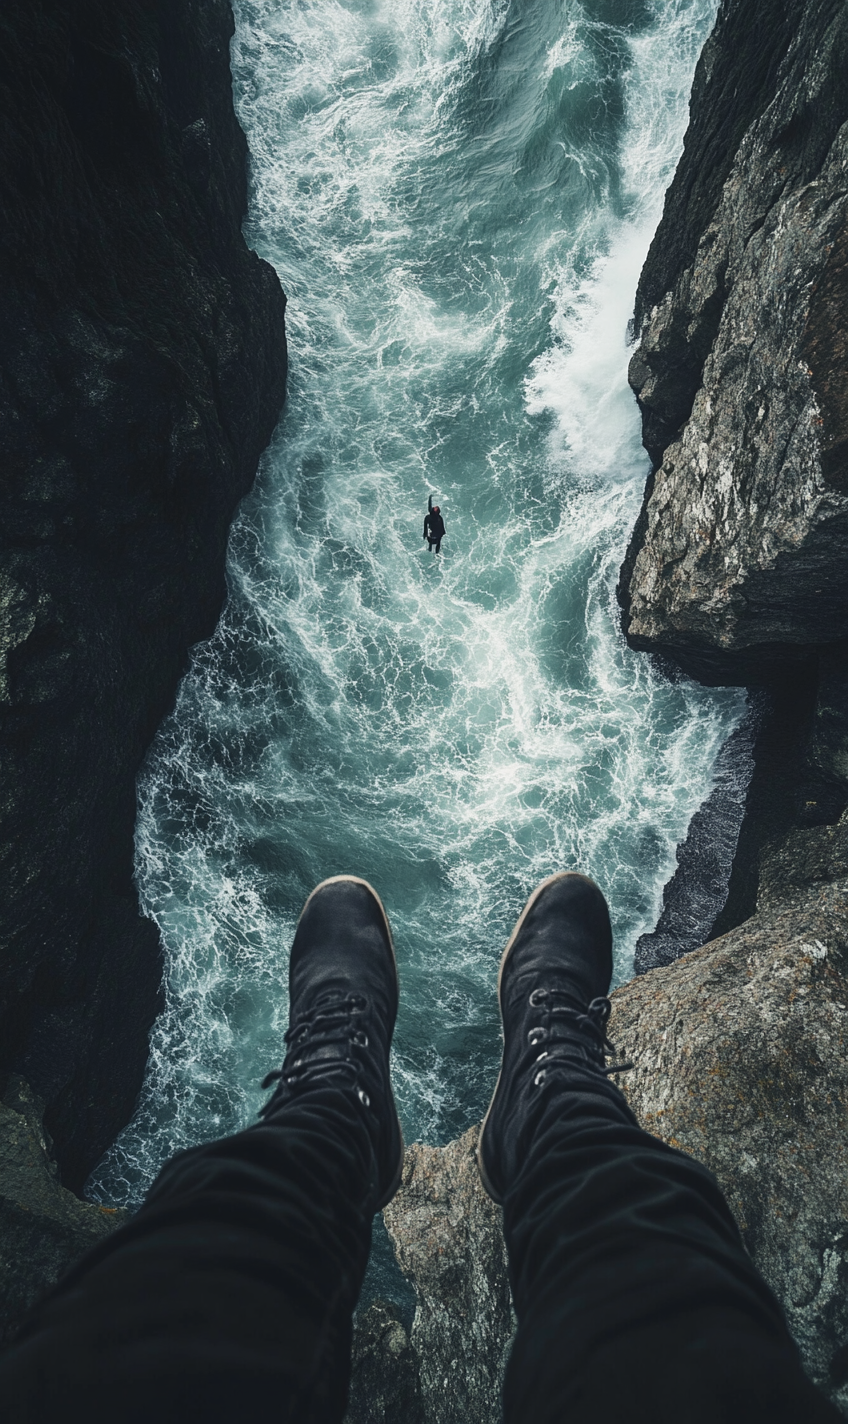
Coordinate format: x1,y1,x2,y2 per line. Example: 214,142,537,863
634,694,761,970
0,1075,129,1343
0,0,287,1189
620,0,848,683
345,1300,424,1424
382,1126,515,1424
611,842,848,1413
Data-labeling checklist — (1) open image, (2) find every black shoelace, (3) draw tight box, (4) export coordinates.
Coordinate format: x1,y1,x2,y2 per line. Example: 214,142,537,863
526,989,633,1083
260,991,375,1117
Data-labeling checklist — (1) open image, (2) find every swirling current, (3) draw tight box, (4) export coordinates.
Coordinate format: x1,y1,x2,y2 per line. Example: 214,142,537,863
91,0,740,1266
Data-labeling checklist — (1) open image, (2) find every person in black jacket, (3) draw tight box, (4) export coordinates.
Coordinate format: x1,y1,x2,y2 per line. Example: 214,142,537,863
423,502,445,553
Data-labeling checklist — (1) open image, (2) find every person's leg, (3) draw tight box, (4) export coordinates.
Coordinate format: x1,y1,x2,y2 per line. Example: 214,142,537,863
434,538,441,554
478,873,840,1424
0,877,404,1424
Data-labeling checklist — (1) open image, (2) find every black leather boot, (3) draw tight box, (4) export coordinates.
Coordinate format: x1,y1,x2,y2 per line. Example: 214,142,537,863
477,871,624,1204
260,875,405,1212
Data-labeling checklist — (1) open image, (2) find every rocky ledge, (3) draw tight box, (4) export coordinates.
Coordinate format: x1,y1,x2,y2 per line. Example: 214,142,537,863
346,813,848,1421
0,0,287,1190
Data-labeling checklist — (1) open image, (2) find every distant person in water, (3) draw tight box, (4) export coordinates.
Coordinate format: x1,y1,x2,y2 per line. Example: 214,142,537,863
423,502,445,554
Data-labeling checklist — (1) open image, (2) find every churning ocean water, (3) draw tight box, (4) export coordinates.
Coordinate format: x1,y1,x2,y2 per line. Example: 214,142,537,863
91,0,741,1219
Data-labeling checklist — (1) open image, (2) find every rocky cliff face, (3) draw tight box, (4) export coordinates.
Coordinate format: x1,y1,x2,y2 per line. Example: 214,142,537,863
622,0,848,680
619,0,848,932
382,1129,515,1424
348,819,848,1420
345,1128,514,1424
0,0,286,1190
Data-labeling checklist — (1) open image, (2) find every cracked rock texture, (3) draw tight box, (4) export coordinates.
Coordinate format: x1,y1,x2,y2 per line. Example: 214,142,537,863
0,0,287,1190
611,813,848,1412
0,1075,128,1343
361,817,848,1419
379,1127,515,1424
621,0,848,682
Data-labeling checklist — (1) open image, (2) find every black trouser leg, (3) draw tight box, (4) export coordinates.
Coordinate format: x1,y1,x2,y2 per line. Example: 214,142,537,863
0,1086,375,1424
502,1070,840,1424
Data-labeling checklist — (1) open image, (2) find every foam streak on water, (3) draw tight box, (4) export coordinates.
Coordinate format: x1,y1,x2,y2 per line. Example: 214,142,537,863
91,0,737,1206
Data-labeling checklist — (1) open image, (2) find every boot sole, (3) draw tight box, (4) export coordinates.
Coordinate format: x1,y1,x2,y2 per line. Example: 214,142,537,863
476,871,603,1205
299,875,406,1212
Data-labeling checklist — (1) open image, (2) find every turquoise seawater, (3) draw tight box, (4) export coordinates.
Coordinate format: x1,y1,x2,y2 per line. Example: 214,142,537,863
91,0,740,1206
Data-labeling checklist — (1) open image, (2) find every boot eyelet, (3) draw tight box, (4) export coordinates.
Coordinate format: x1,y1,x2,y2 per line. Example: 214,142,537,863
534,1068,547,1087
357,1088,371,1107
352,1030,368,1047
536,1050,548,1063
529,988,548,1007
528,1027,545,1045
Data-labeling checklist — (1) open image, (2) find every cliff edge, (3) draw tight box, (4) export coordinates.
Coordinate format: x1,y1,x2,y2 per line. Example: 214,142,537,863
619,0,848,935
0,0,287,1190
345,820,848,1421
622,0,848,685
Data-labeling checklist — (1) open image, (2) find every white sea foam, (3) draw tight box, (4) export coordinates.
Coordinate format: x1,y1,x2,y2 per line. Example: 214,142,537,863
90,0,737,1206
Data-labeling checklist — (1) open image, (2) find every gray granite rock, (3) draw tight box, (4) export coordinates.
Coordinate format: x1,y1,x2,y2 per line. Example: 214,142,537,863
0,1075,129,1343
382,1126,515,1424
621,0,848,683
610,854,848,1411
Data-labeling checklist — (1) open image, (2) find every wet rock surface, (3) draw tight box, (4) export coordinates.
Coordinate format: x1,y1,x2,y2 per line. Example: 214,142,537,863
621,0,848,680
0,0,287,1188
0,1075,128,1343
634,694,762,970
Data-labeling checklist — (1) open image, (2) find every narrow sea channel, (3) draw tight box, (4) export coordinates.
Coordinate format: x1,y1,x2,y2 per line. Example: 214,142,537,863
91,0,741,1220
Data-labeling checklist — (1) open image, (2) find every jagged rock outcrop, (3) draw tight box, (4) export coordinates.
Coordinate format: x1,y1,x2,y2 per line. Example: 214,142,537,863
380,1127,515,1424
0,1074,128,1342
621,0,848,686
362,823,848,1418
0,0,287,1189
612,812,848,1411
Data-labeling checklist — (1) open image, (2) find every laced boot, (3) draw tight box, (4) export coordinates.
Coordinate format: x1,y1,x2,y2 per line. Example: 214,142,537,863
260,875,404,1212
478,871,629,1204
